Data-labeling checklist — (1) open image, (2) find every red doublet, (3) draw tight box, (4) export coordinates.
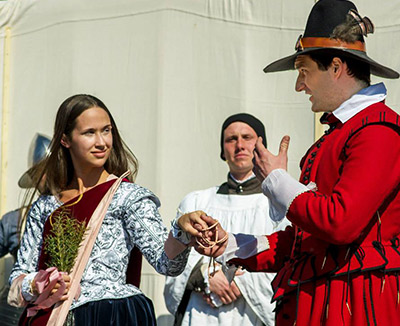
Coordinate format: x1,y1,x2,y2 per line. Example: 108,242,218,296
230,102,400,325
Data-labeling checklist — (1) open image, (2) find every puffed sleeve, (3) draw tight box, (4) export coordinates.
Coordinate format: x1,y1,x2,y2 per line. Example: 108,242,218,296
121,186,190,276
9,198,48,284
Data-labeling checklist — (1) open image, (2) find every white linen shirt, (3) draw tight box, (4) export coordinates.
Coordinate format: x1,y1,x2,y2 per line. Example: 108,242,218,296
164,186,290,326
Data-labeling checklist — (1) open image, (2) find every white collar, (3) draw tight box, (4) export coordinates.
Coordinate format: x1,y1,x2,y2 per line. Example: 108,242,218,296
332,83,387,123
229,172,256,184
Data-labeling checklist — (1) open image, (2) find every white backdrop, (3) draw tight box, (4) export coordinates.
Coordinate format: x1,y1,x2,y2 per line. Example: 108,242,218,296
0,0,399,324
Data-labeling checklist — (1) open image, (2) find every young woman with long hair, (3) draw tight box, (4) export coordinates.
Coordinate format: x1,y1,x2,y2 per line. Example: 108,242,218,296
8,94,206,326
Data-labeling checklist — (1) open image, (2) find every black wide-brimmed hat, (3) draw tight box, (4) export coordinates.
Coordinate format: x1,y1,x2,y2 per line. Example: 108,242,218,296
264,0,399,79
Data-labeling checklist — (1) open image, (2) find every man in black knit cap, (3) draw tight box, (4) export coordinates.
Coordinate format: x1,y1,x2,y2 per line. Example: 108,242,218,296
164,113,289,326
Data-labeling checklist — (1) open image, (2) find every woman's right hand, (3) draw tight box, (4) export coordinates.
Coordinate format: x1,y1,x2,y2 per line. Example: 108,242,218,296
32,268,71,302
50,273,71,301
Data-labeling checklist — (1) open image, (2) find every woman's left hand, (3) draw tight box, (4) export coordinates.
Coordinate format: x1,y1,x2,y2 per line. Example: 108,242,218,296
194,215,228,257
177,210,209,238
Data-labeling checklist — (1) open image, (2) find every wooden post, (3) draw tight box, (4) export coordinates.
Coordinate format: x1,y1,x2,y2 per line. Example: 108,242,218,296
1,27,11,216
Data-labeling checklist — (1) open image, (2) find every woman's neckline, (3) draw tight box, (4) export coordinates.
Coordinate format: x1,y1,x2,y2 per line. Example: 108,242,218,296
55,174,117,204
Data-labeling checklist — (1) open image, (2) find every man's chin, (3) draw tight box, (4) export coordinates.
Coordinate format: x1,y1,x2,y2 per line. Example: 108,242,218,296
232,160,252,168
230,165,254,175
311,105,324,113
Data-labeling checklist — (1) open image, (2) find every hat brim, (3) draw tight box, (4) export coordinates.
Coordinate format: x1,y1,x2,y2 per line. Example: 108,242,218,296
263,48,399,79
18,167,34,188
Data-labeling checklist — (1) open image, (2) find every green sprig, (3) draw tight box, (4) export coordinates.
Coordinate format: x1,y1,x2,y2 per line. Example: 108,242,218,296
44,208,87,273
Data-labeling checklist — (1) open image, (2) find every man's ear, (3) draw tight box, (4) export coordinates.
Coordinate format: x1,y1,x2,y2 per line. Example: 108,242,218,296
331,57,344,79
61,134,70,148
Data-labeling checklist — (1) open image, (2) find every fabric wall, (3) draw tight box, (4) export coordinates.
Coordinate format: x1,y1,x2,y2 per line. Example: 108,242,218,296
0,0,399,324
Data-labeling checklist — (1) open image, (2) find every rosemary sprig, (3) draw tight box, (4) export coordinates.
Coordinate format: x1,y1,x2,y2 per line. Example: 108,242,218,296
44,208,87,273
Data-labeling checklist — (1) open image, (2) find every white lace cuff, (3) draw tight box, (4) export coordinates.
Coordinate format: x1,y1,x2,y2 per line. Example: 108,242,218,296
202,262,223,307
262,169,309,222
171,217,192,245
21,272,38,302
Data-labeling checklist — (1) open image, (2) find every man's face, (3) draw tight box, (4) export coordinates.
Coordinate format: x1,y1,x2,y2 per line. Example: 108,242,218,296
294,55,338,113
223,122,258,180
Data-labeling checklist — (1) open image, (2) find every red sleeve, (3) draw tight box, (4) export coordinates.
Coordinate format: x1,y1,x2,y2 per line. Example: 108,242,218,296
288,125,400,245
229,225,294,272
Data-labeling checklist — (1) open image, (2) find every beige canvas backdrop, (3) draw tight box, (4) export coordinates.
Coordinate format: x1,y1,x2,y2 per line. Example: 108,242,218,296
0,0,399,324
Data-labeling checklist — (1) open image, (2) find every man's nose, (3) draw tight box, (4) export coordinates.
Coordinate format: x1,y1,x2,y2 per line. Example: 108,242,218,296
236,137,244,149
295,74,305,92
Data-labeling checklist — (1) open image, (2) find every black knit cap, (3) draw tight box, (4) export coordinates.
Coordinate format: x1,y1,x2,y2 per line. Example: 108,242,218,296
220,113,267,160
263,0,399,79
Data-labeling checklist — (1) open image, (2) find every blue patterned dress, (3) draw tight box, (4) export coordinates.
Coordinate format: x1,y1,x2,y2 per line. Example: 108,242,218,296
10,182,190,325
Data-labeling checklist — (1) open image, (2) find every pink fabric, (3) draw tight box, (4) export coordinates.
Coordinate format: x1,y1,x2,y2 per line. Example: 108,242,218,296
27,267,66,317
7,274,28,307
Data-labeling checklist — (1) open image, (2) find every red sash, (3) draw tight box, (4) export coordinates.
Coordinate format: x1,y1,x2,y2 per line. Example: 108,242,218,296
19,179,142,325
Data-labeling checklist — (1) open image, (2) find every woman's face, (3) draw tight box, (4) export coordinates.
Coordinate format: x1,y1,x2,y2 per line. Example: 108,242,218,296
62,106,113,172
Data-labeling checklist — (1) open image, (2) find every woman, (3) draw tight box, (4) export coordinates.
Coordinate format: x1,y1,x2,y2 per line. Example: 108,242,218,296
8,94,205,326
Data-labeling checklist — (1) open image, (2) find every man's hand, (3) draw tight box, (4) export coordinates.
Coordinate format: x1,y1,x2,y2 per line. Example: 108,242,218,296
194,215,228,257
204,270,242,307
253,135,290,181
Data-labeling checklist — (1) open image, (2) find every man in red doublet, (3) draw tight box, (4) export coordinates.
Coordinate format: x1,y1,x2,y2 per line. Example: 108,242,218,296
195,1,400,325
